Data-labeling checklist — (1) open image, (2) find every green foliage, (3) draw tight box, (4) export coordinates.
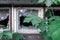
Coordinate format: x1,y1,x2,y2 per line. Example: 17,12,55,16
0,33,3,39
47,19,60,37
48,16,60,22
38,0,60,6
23,13,44,26
51,29,60,40
23,13,46,35
0,30,24,40
47,19,60,40
13,33,24,40
43,10,60,40
48,16,60,37
0,25,5,28
52,0,58,4
52,0,60,4
38,22,46,32
44,36,52,40
45,0,53,7
45,9,52,18
23,9,60,40
3,30,12,39
0,30,12,40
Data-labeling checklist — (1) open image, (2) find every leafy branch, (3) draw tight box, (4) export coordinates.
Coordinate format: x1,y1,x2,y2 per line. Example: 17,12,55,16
38,0,60,7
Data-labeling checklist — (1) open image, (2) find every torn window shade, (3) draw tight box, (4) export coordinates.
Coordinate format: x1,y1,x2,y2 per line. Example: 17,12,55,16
0,9,9,28
0,9,9,21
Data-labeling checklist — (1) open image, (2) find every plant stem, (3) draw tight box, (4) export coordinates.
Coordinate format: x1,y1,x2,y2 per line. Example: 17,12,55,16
51,8,54,16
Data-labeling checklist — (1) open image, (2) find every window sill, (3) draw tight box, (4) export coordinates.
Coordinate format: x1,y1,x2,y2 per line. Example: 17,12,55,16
0,28,9,32
18,28,41,34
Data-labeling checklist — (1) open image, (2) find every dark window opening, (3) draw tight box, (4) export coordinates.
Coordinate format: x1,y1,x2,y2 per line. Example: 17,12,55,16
0,16,9,28
20,16,32,27
53,9,60,16
0,9,9,28
0,16,9,26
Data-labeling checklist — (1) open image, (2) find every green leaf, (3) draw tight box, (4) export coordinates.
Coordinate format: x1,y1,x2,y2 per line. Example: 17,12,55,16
45,0,53,7
0,33,3,39
57,0,60,2
23,13,43,26
51,29,60,40
38,23,46,32
48,16,60,23
13,33,24,40
37,0,60,7
44,36,52,40
3,30,12,39
52,0,58,4
23,13,36,23
23,17,32,23
26,13,37,17
31,17,42,25
38,0,44,3
47,20,60,37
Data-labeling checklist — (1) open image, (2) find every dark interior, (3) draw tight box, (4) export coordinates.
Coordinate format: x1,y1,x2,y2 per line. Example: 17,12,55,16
20,16,32,27
53,9,60,16
0,16,9,27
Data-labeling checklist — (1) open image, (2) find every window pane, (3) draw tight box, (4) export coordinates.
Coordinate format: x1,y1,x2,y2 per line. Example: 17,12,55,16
0,9,9,29
17,8,38,29
53,9,60,16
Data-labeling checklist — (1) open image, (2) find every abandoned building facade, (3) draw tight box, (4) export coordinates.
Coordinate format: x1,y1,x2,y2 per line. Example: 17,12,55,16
0,1,60,40
0,0,60,40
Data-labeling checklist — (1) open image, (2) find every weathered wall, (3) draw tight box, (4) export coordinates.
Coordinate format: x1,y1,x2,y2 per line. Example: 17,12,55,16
0,0,38,4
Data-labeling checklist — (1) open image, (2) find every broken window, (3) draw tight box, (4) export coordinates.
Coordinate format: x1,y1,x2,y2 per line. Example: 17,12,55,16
0,9,9,28
12,8,43,32
53,9,60,16
17,8,38,28
46,8,60,16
